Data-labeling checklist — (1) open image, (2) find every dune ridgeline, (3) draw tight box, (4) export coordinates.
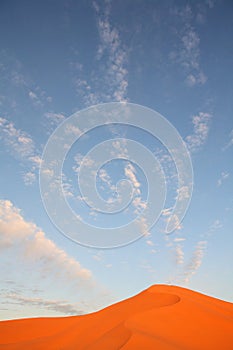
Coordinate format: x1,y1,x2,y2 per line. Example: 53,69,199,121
0,284,233,349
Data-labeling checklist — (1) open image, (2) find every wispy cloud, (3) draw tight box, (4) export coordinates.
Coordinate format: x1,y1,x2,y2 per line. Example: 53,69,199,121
185,112,212,152
0,200,92,285
170,5,208,86
174,218,222,284
1,293,85,315
146,240,154,247
28,90,42,106
94,0,128,102
223,129,233,150
124,163,140,193
23,171,36,186
162,208,183,231
0,117,41,185
124,162,149,236
182,240,207,283
0,117,35,158
98,168,116,193
73,0,129,106
0,50,52,109
217,171,229,187
44,112,66,129
206,219,222,237
174,243,185,265
173,237,186,243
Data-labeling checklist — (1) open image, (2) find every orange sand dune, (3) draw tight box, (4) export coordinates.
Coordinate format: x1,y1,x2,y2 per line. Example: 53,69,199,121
0,285,233,349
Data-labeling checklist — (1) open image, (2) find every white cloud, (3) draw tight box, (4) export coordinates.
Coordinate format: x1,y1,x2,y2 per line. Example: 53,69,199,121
186,112,212,152
29,155,42,167
162,211,183,231
124,163,140,190
217,171,229,187
2,293,85,315
146,240,154,246
0,117,35,158
73,0,129,106
105,263,112,268
173,237,186,242
207,219,222,235
186,71,207,86
178,218,221,284
45,112,66,127
0,200,92,284
23,171,36,185
174,244,185,265
136,216,149,236
96,6,129,102
162,207,173,217
29,90,38,100
124,162,148,219
110,138,129,158
10,70,27,87
150,249,158,254
170,6,207,86
0,117,42,185
0,52,52,113
28,90,45,107
73,153,95,177
65,123,81,136
223,129,233,150
98,168,116,193
183,240,207,283
176,185,191,201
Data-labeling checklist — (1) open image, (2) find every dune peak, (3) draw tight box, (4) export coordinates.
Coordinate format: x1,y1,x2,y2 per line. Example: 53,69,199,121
0,285,232,349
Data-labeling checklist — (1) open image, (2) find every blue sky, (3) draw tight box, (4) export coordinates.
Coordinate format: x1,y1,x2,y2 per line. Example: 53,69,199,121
0,0,233,320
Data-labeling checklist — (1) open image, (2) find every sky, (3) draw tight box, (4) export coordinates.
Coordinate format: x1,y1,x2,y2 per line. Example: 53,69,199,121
0,0,233,320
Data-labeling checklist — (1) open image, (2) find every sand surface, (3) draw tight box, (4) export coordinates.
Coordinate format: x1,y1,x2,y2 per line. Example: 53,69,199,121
0,285,233,349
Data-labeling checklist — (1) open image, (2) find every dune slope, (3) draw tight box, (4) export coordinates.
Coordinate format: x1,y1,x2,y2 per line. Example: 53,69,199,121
0,285,233,349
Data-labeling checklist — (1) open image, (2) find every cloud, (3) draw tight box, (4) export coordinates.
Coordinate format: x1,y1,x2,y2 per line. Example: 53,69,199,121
223,129,233,150
217,171,229,187
162,208,183,231
2,293,85,315
182,240,207,283
98,168,116,196
95,2,129,102
174,244,185,265
124,162,148,225
28,91,41,105
0,117,42,185
23,171,36,186
124,163,140,191
206,219,222,237
146,240,154,247
0,200,92,284
173,237,186,242
162,207,173,217
44,112,66,128
0,50,52,113
170,5,207,86
171,216,222,284
185,112,212,152
73,0,129,106
0,117,35,158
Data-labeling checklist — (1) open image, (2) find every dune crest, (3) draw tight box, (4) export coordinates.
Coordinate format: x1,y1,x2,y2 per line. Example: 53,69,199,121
0,285,233,349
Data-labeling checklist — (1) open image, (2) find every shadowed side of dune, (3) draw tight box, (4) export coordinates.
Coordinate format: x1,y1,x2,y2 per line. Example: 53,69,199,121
85,322,132,350
0,285,233,350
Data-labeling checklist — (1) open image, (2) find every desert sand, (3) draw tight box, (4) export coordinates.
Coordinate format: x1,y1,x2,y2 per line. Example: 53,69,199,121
0,285,233,349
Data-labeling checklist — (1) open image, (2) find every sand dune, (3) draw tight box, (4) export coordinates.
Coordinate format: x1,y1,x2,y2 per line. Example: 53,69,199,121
0,285,233,349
